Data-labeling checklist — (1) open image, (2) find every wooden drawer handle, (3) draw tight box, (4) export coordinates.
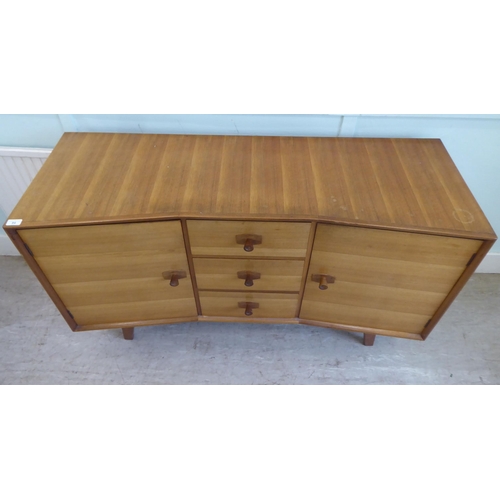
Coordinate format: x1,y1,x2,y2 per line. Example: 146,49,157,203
237,271,261,287
235,234,262,252
162,270,187,287
238,301,259,316
311,274,335,290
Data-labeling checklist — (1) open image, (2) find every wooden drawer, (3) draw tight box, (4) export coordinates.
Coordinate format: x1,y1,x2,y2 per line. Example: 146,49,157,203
199,291,299,318
187,220,311,258
193,258,304,292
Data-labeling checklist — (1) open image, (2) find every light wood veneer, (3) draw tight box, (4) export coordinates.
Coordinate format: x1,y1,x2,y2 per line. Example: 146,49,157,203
4,133,496,345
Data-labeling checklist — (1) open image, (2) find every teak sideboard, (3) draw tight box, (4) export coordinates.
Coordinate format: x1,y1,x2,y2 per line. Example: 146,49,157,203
4,133,496,345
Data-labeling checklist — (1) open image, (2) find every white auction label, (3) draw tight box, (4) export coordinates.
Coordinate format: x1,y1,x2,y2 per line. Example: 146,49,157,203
5,219,23,226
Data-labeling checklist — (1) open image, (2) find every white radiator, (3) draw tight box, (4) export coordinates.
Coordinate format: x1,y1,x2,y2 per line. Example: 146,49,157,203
0,147,52,216
0,147,52,255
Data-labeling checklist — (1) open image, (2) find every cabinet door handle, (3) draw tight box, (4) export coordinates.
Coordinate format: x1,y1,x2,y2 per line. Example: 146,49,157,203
162,270,187,287
238,301,259,316
311,274,335,290
237,271,261,287
235,234,263,252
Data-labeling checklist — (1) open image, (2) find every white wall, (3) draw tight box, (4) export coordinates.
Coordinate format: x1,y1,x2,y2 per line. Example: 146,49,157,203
1,115,499,258
0,114,65,148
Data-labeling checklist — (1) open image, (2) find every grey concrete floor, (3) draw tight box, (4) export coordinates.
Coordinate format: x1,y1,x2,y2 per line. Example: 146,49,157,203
1,255,499,384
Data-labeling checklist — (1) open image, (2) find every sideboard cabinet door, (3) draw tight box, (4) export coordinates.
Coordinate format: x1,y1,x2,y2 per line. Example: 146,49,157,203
18,221,197,327
300,224,482,336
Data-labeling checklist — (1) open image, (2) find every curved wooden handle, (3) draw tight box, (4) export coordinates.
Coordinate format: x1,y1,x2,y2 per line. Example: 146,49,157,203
311,274,335,290
238,301,259,316
235,234,263,252
162,270,187,287
237,271,261,287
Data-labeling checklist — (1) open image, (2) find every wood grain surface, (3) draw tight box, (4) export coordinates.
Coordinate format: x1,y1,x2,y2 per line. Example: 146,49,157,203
18,221,197,325
193,258,305,292
199,291,299,318
4,132,497,341
187,220,311,258
300,223,482,334
8,133,496,239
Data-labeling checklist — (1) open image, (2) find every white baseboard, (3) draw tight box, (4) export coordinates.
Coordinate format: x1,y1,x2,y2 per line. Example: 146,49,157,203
0,234,19,256
475,253,500,273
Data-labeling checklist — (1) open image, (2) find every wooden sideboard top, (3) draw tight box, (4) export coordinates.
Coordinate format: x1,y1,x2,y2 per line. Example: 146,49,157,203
8,132,496,239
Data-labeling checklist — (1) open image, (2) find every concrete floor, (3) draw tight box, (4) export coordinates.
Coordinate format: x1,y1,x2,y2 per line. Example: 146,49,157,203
1,255,499,384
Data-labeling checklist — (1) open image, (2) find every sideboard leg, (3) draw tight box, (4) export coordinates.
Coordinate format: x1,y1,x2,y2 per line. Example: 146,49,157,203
122,327,134,340
363,333,376,346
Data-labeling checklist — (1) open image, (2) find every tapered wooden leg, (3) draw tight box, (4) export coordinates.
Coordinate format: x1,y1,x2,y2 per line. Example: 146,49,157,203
363,333,376,346
122,327,134,340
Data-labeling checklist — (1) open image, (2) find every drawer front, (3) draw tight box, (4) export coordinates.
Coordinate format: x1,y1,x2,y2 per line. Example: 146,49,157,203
187,220,311,258
199,291,298,318
19,221,197,326
193,258,304,292
300,223,483,335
